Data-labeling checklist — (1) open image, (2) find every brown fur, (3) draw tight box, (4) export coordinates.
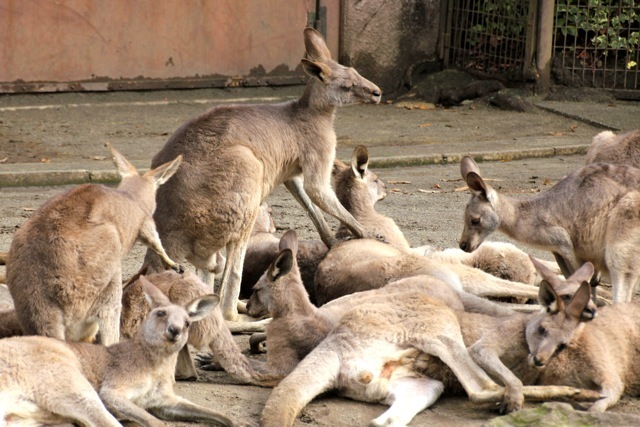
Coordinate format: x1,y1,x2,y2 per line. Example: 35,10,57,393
586,129,640,167
143,28,381,323
0,279,251,426
6,145,181,345
459,155,640,303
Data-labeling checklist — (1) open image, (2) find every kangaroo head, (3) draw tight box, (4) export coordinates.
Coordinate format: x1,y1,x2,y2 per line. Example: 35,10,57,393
333,145,387,214
529,256,598,320
138,275,218,354
459,156,500,252
525,280,592,368
301,27,381,106
108,143,182,210
246,230,300,317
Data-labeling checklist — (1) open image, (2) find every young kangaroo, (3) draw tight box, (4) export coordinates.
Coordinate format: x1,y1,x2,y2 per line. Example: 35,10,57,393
120,269,280,386
0,277,251,427
585,129,640,167
261,265,601,427
6,145,181,345
459,155,640,303
526,271,640,412
143,28,381,323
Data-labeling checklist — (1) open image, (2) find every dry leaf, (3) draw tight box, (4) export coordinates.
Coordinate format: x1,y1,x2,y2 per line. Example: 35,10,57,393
543,179,551,185
395,101,436,111
22,207,36,211
432,183,442,189
570,124,578,132
388,180,411,185
418,123,433,128
40,158,50,163
0,157,8,163
549,132,564,136
418,189,439,194
90,155,107,161
454,185,469,192
442,178,464,183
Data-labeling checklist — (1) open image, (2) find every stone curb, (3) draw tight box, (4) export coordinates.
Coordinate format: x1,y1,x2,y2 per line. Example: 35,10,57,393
0,145,589,188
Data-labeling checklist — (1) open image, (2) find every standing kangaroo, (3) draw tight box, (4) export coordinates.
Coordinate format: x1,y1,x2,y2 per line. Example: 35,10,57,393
261,259,601,427
586,129,640,167
459,155,640,303
144,28,382,322
0,277,251,427
6,145,181,345
526,274,640,412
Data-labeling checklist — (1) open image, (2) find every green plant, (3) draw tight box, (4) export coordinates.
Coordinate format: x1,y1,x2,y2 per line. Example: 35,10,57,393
555,0,639,69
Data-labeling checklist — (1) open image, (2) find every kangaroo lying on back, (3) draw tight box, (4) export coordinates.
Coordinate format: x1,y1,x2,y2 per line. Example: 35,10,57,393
144,28,381,323
586,129,640,167
459,155,640,303
120,269,280,386
261,255,601,427
527,269,640,412
6,144,181,345
0,277,251,426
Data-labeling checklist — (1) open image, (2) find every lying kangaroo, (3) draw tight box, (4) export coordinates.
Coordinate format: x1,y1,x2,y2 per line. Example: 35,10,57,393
261,260,600,427
6,145,181,345
121,269,279,386
144,28,381,322
586,129,640,167
526,272,640,412
459,155,640,303
0,277,250,426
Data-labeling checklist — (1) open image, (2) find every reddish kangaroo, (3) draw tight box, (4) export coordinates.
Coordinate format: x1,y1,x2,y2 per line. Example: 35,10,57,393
144,28,381,322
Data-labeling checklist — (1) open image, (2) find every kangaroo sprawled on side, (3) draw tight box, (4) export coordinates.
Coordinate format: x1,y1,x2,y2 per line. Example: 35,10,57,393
120,269,279,386
261,258,601,427
459,155,640,303
6,144,181,345
526,269,640,412
0,277,252,427
586,129,640,167
144,28,381,323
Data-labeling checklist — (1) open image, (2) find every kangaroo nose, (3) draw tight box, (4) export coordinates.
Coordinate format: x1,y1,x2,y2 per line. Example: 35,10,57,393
167,325,180,338
532,355,545,367
459,241,467,251
372,90,381,97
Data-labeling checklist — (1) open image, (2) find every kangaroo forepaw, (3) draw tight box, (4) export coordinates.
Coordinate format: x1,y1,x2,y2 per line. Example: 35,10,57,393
171,264,185,274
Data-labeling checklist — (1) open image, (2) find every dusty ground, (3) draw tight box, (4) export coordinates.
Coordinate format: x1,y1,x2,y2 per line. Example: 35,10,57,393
2,155,640,426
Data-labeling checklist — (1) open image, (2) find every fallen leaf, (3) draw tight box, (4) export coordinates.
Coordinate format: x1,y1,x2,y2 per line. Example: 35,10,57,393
454,185,469,192
388,180,411,184
418,123,433,128
22,207,36,211
432,183,441,189
90,155,107,161
395,101,436,111
549,132,564,136
543,179,551,185
0,157,8,163
418,189,439,193
40,158,50,163
570,124,578,132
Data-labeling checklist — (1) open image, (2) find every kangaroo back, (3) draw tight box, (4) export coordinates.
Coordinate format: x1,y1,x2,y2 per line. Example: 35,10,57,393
586,129,640,167
7,144,181,345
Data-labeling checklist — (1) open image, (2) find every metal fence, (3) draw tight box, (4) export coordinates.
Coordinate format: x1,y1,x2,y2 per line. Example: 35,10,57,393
553,0,640,92
441,0,537,81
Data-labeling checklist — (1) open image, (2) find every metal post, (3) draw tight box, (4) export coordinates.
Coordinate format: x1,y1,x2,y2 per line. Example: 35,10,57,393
537,0,555,93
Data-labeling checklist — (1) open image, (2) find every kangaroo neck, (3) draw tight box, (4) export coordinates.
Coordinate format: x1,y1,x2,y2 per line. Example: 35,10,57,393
494,194,531,241
296,78,339,116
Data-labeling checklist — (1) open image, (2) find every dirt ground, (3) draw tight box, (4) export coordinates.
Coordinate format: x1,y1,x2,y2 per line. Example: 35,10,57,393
2,154,640,426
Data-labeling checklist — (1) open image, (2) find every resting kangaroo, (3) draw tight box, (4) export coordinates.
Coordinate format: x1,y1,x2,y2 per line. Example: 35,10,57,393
120,269,279,386
144,28,381,322
6,144,181,345
261,258,600,427
0,278,250,427
459,155,640,303
586,129,640,167
526,272,640,412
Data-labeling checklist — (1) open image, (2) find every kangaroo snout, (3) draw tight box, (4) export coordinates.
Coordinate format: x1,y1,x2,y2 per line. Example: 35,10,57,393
166,324,182,341
459,241,469,252
529,353,546,368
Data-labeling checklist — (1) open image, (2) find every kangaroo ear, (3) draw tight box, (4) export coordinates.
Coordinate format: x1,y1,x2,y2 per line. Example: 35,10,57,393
568,262,595,284
301,58,332,82
538,280,563,314
333,159,349,178
460,156,481,182
351,145,369,179
140,276,171,308
279,230,299,255
565,281,592,321
268,249,294,282
529,255,557,283
145,155,183,187
108,144,138,178
186,294,220,322
304,27,332,62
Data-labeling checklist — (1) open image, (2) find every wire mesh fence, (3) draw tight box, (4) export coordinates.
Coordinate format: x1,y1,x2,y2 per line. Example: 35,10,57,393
553,0,640,92
442,0,536,81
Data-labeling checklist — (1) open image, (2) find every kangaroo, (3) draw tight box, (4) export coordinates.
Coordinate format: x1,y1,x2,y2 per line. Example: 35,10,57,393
261,262,601,427
6,145,181,345
586,129,640,167
459,155,640,303
143,28,381,323
120,269,279,386
526,271,640,412
0,277,252,427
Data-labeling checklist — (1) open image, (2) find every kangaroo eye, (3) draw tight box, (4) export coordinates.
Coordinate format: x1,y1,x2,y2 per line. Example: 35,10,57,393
538,325,547,336
185,320,190,328
156,310,166,318
470,218,481,226
557,343,567,352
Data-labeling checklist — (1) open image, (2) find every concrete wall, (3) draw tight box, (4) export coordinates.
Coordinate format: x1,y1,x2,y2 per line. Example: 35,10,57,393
341,0,441,98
